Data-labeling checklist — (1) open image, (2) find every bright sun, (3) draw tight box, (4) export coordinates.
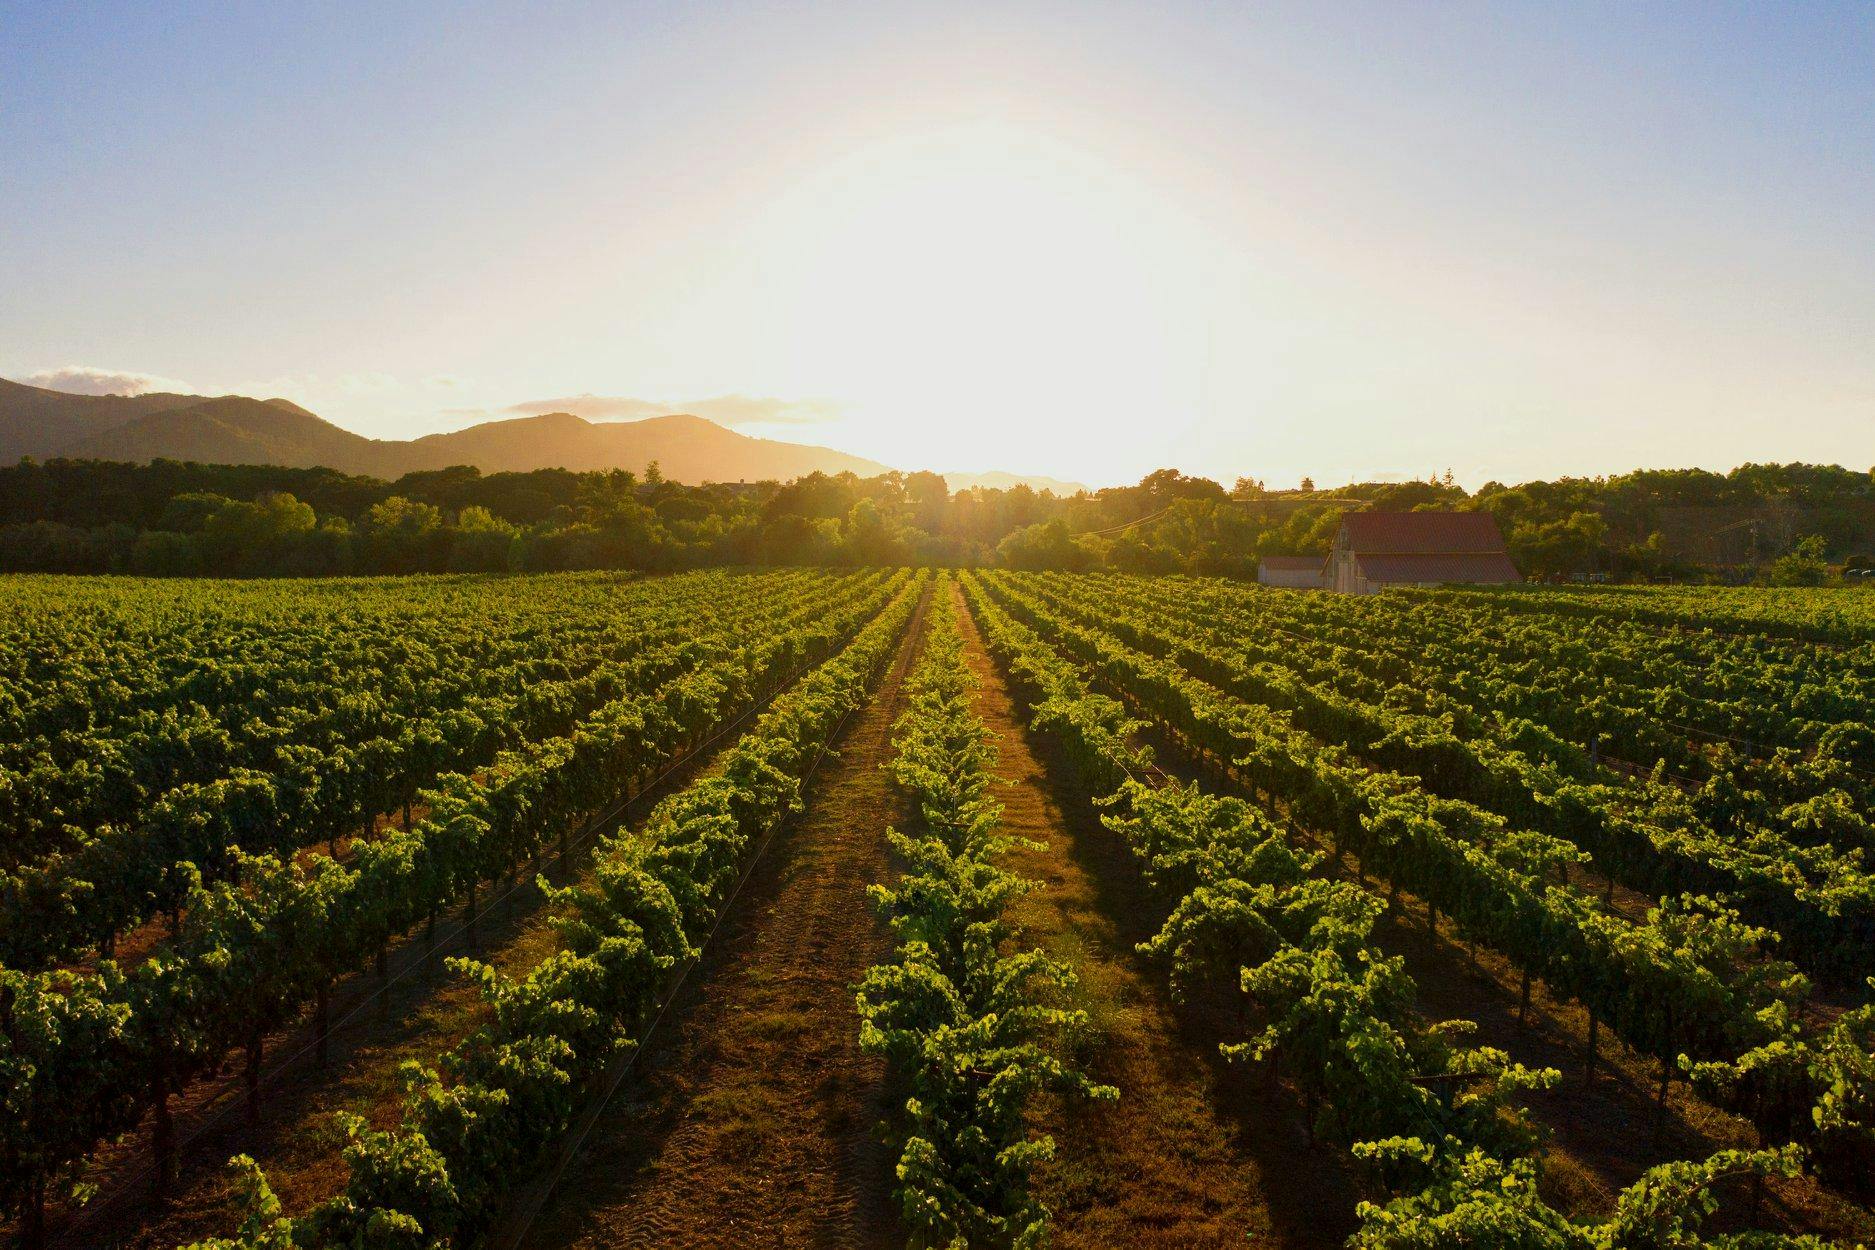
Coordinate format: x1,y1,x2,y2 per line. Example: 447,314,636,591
738,120,1219,478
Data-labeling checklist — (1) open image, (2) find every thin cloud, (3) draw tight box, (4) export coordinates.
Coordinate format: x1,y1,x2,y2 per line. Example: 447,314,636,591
505,393,839,426
687,395,841,426
22,365,196,396
507,395,666,421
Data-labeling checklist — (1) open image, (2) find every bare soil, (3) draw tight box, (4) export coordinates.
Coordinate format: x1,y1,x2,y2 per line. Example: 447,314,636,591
952,584,1358,1250
517,593,929,1250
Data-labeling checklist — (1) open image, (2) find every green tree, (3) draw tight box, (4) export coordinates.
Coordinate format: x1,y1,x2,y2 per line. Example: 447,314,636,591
360,496,444,572
1763,534,1830,586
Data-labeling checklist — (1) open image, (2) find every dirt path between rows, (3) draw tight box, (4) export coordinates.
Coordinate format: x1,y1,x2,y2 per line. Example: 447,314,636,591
521,592,930,1250
951,582,1357,1250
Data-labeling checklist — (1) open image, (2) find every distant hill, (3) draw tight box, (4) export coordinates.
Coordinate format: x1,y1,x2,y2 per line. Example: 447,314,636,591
944,470,1091,496
394,412,891,482
0,378,208,462
68,395,391,476
0,377,893,484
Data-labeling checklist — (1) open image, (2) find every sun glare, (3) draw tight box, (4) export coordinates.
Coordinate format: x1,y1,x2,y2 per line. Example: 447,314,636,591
740,120,1217,478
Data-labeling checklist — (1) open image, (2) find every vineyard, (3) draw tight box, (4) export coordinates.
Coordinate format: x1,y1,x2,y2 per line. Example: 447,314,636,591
0,569,1870,1249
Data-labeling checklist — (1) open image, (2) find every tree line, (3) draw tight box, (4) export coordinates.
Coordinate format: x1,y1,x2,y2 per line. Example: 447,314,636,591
0,456,1870,578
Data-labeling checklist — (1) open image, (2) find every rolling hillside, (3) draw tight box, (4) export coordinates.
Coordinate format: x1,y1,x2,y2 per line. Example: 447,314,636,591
393,411,891,481
67,396,391,476
0,379,209,462
0,377,892,484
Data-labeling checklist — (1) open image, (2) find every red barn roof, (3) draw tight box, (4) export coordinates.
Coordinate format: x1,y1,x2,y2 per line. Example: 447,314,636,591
1333,511,1521,586
1339,511,1509,554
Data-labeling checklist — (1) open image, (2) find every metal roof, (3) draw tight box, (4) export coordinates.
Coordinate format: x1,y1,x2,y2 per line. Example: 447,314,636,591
1339,511,1509,554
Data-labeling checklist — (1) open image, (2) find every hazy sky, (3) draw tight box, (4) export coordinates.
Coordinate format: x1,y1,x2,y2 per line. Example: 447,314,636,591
4,2,1871,488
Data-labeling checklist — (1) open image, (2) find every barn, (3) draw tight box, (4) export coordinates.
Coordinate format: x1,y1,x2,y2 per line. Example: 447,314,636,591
1327,511,1521,595
1257,555,1326,589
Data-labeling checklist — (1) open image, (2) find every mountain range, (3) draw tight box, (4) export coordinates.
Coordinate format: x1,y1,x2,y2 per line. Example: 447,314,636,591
0,378,1087,493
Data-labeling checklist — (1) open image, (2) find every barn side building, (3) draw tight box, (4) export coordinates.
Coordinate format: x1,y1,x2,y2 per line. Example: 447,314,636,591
1257,555,1326,589
1327,511,1521,595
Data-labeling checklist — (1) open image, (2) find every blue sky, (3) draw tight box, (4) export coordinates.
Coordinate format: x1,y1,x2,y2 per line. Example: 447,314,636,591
3,1,1870,487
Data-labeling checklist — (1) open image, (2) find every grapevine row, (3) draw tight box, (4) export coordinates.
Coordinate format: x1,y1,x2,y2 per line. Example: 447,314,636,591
185,572,926,1250
0,571,856,966
855,583,1113,1246
972,573,1873,1186
0,573,699,868
959,573,1827,1248
1025,572,1875,981
1133,574,1875,835
0,571,910,1247
1420,583,1875,648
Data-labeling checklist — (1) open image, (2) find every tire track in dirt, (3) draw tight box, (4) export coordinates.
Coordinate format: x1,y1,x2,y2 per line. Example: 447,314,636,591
951,582,1357,1250
522,590,930,1250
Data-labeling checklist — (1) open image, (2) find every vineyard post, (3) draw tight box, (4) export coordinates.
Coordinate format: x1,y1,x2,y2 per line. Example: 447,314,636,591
1586,1008,1599,1084
22,1174,44,1250
152,1064,177,1195
1653,1051,1674,1140
244,1028,264,1124
316,981,331,1065
1653,1002,1675,1136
